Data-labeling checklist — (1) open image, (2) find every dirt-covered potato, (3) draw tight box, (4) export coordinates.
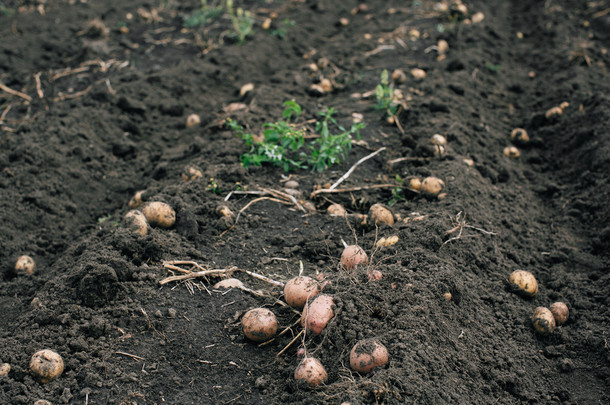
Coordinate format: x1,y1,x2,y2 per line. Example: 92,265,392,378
294,357,327,387
124,210,149,236
15,255,36,275
340,245,368,270
549,302,569,325
411,68,426,80
186,113,201,128
213,278,244,289
30,349,64,383
142,202,175,228
508,270,538,297
301,294,334,335
504,146,521,158
349,339,389,373
327,203,347,217
215,205,235,218
408,177,422,192
284,276,321,309
510,128,530,144
128,190,145,209
391,69,407,83
241,308,278,342
545,106,563,119
0,363,10,377
368,203,394,226
421,176,445,197
181,166,203,181
532,307,556,334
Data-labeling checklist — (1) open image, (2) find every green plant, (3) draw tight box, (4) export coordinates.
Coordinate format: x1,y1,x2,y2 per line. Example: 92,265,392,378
184,0,223,28
388,175,405,206
226,0,254,44
375,70,399,119
270,19,295,40
485,62,501,73
207,178,221,194
0,2,15,16
227,100,364,172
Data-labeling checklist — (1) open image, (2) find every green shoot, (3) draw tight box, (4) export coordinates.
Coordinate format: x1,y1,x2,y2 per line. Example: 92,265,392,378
184,0,223,28
227,101,364,172
226,0,254,44
375,69,399,119
207,178,221,194
270,19,296,40
388,175,405,206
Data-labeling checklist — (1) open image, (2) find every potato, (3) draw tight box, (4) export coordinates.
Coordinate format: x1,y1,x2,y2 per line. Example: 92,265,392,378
411,68,426,81
181,166,203,182
549,302,569,325
186,113,201,128
215,205,235,218
368,203,394,226
301,294,334,335
15,255,36,275
142,202,175,228
420,176,445,197
367,270,383,282
242,308,278,342
437,39,449,54
510,128,530,144
545,106,563,119
327,203,346,217
284,276,321,309
340,245,368,270
349,339,389,373
471,11,485,23
239,82,254,97
124,210,149,236
408,177,422,192
213,278,244,289
0,363,10,377
320,78,333,93
532,307,556,334
391,69,407,83
430,134,447,146
294,357,327,387
128,190,145,209
34,401,52,405
30,349,64,383
508,270,538,297
503,146,521,158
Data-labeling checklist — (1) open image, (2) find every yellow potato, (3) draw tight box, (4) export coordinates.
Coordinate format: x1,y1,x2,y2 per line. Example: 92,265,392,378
368,203,394,226
30,350,64,383
142,202,175,228
532,307,556,334
508,270,538,297
15,255,36,275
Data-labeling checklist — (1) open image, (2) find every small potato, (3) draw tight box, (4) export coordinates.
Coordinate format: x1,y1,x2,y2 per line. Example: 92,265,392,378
294,357,327,387
34,401,52,405
411,68,426,81
186,113,201,128
510,128,530,144
242,308,278,342
284,276,321,309
408,177,422,192
128,190,145,209
545,106,563,119
239,82,254,97
215,205,235,218
549,302,569,325
320,78,333,93
340,245,368,270
437,39,449,54
181,166,203,182
142,202,175,228
532,307,556,334
471,11,485,23
0,363,10,377
391,69,407,83
301,294,334,335
327,203,347,217
30,349,64,383
430,134,447,146
508,270,538,297
124,210,149,236
213,278,244,289
350,339,389,373
420,176,445,197
367,270,383,282
504,146,521,158
15,255,36,275
368,203,394,226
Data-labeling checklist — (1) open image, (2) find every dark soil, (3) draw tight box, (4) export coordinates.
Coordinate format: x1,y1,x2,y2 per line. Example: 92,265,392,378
1,0,609,404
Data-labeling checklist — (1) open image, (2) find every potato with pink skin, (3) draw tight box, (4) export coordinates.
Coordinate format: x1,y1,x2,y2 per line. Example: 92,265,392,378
340,245,368,270
549,302,569,325
350,339,389,373
241,308,278,342
301,294,334,335
284,276,321,309
294,357,327,386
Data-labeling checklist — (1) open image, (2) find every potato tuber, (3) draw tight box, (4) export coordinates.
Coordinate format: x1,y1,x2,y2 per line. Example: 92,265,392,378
242,308,278,343
30,349,64,383
284,276,321,309
350,339,389,373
